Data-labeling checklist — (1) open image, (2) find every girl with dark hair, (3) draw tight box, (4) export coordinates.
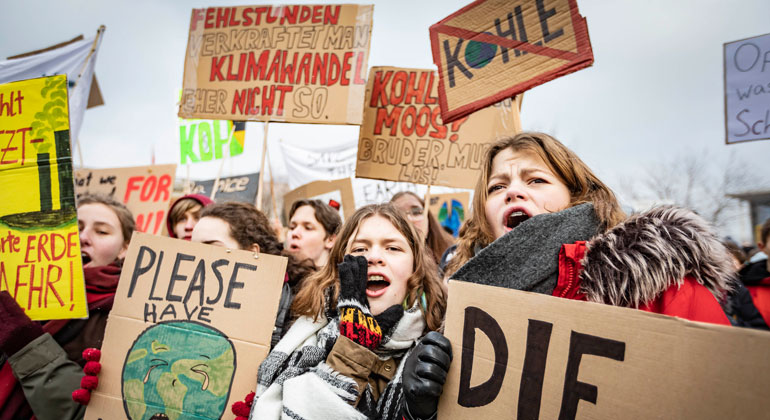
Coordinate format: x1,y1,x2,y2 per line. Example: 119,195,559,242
286,199,342,268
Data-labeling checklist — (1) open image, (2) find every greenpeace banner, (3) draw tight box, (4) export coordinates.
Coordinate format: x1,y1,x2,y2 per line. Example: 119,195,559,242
356,66,520,189
179,5,373,124
0,75,87,320
429,0,592,123
0,30,103,147
438,281,770,419
724,32,770,144
84,233,285,420
183,172,260,203
74,165,177,235
179,119,246,164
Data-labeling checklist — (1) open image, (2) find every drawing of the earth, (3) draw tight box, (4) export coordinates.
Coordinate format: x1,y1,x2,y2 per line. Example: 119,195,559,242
121,321,236,420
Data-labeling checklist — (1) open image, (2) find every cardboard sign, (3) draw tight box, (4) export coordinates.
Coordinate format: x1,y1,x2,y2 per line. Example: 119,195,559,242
427,191,470,237
179,119,245,164
724,32,770,144
438,281,770,419
283,178,354,222
85,232,286,420
0,75,88,320
74,165,177,236
183,172,260,203
430,0,593,123
356,66,520,189
179,4,373,124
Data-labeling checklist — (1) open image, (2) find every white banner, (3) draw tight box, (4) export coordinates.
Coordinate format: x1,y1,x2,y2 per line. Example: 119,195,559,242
0,29,104,153
279,140,466,208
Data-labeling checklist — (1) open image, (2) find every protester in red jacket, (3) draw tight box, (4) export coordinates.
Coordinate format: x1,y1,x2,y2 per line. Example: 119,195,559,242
740,218,770,324
445,132,734,325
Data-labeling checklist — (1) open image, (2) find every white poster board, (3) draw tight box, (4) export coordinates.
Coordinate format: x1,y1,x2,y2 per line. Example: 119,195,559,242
724,32,770,144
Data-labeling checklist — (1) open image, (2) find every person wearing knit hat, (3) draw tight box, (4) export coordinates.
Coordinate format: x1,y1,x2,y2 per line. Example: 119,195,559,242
165,193,213,240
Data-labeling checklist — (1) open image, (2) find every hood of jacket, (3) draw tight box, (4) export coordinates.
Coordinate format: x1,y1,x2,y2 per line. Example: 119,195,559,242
166,193,214,237
580,206,736,307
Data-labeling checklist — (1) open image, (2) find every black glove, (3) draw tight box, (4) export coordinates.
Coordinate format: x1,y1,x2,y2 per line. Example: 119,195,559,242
0,291,43,356
337,255,403,350
402,331,453,420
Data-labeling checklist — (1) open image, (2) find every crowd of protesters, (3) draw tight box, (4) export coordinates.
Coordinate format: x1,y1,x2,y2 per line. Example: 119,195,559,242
1,132,768,420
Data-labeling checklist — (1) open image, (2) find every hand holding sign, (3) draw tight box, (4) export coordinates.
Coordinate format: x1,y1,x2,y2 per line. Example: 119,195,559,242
0,291,44,356
402,331,453,420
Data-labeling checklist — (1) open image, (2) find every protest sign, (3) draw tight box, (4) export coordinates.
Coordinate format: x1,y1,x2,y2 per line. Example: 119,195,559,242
179,5,373,124
179,119,245,164
85,232,285,420
356,66,520,188
427,191,470,237
183,172,259,203
74,164,177,235
283,178,354,222
724,32,770,144
429,0,592,123
438,281,770,419
0,75,87,320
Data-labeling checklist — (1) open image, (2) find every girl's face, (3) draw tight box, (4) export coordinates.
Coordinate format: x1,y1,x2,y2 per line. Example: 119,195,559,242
78,203,127,268
191,216,242,250
173,203,202,240
484,148,571,240
392,194,428,239
348,215,414,316
287,205,334,267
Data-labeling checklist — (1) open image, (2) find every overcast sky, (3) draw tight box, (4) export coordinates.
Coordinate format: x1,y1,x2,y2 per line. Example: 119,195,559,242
2,0,769,240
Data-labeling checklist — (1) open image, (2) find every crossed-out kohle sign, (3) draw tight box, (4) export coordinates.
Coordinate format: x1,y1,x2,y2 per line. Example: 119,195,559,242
430,0,593,123
438,281,770,419
85,233,285,420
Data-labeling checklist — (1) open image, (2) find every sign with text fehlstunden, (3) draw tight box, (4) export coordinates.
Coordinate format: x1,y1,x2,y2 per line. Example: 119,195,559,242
74,165,177,236
85,232,286,420
430,0,593,123
438,281,770,419
179,4,373,124
0,75,88,321
724,32,770,144
356,66,520,189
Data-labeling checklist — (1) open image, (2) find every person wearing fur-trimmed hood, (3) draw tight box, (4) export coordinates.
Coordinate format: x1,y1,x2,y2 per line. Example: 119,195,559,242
444,133,735,325
248,204,450,420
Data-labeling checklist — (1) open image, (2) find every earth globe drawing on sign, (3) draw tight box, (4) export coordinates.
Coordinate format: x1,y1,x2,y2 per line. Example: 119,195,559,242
438,199,465,237
121,321,236,420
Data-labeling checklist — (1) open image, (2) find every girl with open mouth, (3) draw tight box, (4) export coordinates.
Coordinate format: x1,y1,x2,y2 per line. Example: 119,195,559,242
250,203,451,420
444,132,734,326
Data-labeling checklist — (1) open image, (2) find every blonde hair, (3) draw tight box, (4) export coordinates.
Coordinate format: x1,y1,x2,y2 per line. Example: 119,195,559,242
445,132,625,277
291,203,447,332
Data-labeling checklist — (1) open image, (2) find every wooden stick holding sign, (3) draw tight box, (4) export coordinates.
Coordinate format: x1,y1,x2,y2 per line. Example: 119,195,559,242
266,142,279,219
255,121,269,211
210,124,237,201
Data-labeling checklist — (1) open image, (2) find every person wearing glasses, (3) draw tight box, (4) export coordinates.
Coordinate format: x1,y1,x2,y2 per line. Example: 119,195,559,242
390,191,454,267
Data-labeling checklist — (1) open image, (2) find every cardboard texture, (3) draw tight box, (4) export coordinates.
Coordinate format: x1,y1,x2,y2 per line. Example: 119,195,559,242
723,32,770,144
183,172,260,203
283,178,355,222
0,75,88,321
179,4,373,124
74,164,177,236
179,119,246,164
439,281,770,419
356,66,520,189
430,0,593,123
85,232,286,420
427,191,470,237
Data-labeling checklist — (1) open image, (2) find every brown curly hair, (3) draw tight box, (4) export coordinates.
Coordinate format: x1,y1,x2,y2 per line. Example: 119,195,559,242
200,202,315,286
291,203,447,332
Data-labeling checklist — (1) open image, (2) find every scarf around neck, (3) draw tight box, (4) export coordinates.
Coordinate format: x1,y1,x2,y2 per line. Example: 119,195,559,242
451,203,601,294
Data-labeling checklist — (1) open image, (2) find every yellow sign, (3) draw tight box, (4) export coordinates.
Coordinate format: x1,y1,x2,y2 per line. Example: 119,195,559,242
0,75,87,320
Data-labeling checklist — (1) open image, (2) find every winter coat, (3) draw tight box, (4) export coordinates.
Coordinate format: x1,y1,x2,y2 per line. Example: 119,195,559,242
0,262,121,420
739,259,770,325
452,204,734,325
165,193,214,238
